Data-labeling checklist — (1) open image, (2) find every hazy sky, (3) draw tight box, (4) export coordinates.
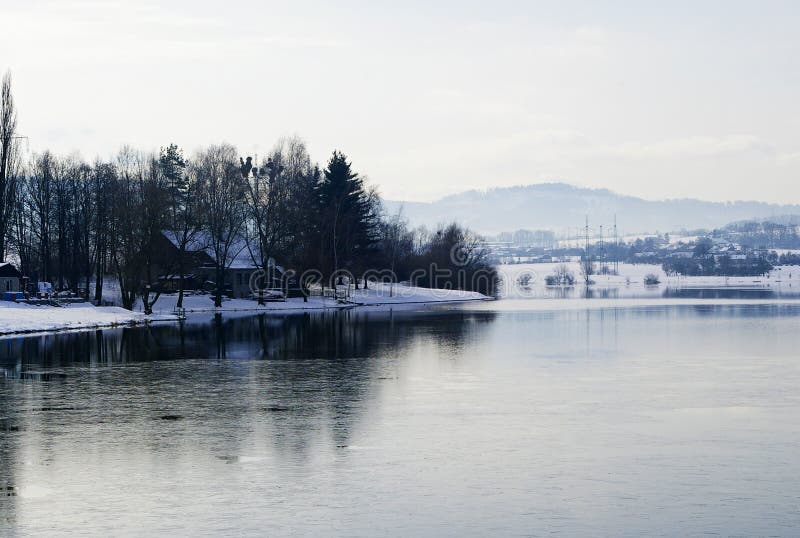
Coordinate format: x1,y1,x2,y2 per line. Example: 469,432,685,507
2,0,800,203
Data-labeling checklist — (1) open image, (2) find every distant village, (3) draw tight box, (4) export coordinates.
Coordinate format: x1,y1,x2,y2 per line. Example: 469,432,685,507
484,219,800,277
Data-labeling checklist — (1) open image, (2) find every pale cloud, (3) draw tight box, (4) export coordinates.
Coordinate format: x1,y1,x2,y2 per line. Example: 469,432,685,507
2,1,348,65
2,1,800,204
776,151,800,165
591,135,772,160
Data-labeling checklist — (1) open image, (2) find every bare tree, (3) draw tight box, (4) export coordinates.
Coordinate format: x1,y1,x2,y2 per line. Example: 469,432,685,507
73,161,94,297
110,146,145,310
92,160,115,303
379,209,415,295
27,152,56,283
137,155,170,314
109,147,169,312
275,136,316,264
193,144,247,308
242,154,281,303
52,155,73,289
0,71,19,261
242,137,316,301
580,254,595,286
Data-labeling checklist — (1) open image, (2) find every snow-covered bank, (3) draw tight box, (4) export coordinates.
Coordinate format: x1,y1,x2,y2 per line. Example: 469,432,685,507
0,284,490,336
144,283,489,314
0,303,145,336
350,283,488,306
497,262,800,300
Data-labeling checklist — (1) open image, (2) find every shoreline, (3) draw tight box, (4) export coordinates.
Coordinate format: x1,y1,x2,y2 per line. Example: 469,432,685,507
0,284,491,338
4,292,800,338
4,265,799,338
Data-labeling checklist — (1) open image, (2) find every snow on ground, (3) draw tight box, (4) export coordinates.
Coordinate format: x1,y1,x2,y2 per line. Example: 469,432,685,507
145,294,347,314
0,302,144,336
0,284,489,336
350,283,487,305
143,283,488,314
499,262,800,289
5,263,800,336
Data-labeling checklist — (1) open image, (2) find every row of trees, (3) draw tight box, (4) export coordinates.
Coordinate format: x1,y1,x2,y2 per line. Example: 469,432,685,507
720,220,800,249
662,254,773,277
0,72,496,311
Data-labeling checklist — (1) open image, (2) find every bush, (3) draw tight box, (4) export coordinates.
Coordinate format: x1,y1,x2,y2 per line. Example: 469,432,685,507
545,264,575,286
517,273,533,287
644,273,660,285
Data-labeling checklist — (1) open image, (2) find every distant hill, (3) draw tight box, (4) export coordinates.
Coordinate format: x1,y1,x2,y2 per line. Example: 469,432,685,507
384,183,800,235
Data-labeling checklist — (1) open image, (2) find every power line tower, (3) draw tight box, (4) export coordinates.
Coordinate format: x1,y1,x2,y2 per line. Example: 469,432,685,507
613,214,619,274
584,215,591,284
599,224,605,273
584,215,589,259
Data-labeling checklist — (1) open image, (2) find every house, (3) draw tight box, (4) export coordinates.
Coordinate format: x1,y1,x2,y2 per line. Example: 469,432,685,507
154,232,300,299
0,262,22,293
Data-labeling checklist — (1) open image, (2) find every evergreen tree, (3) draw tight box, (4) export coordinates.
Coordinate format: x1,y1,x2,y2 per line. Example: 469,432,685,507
159,144,188,219
159,144,197,308
316,151,379,282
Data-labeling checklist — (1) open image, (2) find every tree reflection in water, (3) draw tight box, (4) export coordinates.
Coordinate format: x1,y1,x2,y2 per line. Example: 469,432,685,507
0,308,498,462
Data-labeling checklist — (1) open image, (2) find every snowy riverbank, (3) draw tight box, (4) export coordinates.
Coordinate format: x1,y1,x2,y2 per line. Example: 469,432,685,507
141,283,489,314
0,302,145,336
0,284,490,336
6,262,799,337
497,262,800,299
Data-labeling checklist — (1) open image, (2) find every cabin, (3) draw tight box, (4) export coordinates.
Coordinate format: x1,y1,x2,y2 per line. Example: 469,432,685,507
0,262,22,293
152,231,257,298
154,232,301,299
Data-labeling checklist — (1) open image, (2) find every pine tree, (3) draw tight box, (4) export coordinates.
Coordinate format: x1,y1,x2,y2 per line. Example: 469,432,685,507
159,143,196,308
316,151,379,281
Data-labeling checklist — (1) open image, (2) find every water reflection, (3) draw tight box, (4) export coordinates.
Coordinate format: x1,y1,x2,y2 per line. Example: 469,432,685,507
0,308,499,467
661,286,777,299
1,309,498,369
582,287,620,299
504,279,800,301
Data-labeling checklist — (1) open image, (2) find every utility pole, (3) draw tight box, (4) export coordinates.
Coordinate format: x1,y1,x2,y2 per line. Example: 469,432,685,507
599,224,604,273
585,216,589,259
613,214,619,274
584,215,591,285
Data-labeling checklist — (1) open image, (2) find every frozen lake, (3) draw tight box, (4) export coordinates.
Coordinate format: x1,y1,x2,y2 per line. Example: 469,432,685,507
2,292,800,535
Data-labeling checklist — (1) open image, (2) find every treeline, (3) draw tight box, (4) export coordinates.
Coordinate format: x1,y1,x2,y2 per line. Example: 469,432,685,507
662,256,773,277
719,220,800,250
777,253,800,265
0,72,496,310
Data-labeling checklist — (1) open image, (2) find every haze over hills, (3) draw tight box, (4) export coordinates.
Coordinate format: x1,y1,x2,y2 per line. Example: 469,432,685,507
385,183,800,236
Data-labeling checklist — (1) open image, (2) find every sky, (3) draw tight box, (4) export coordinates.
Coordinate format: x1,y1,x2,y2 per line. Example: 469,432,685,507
2,0,800,203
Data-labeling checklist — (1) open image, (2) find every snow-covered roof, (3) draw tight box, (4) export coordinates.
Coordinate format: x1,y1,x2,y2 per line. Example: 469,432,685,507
0,262,22,277
161,231,259,270
162,230,212,254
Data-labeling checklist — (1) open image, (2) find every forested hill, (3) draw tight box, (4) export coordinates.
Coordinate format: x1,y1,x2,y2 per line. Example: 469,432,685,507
385,183,800,235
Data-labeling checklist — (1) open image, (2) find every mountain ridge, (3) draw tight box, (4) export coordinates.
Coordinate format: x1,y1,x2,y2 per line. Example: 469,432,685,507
384,183,800,235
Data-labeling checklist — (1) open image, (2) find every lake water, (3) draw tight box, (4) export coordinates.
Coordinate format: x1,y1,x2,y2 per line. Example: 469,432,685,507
2,295,800,536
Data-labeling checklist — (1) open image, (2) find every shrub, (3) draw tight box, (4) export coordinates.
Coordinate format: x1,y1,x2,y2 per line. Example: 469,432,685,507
644,273,660,285
545,264,575,286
